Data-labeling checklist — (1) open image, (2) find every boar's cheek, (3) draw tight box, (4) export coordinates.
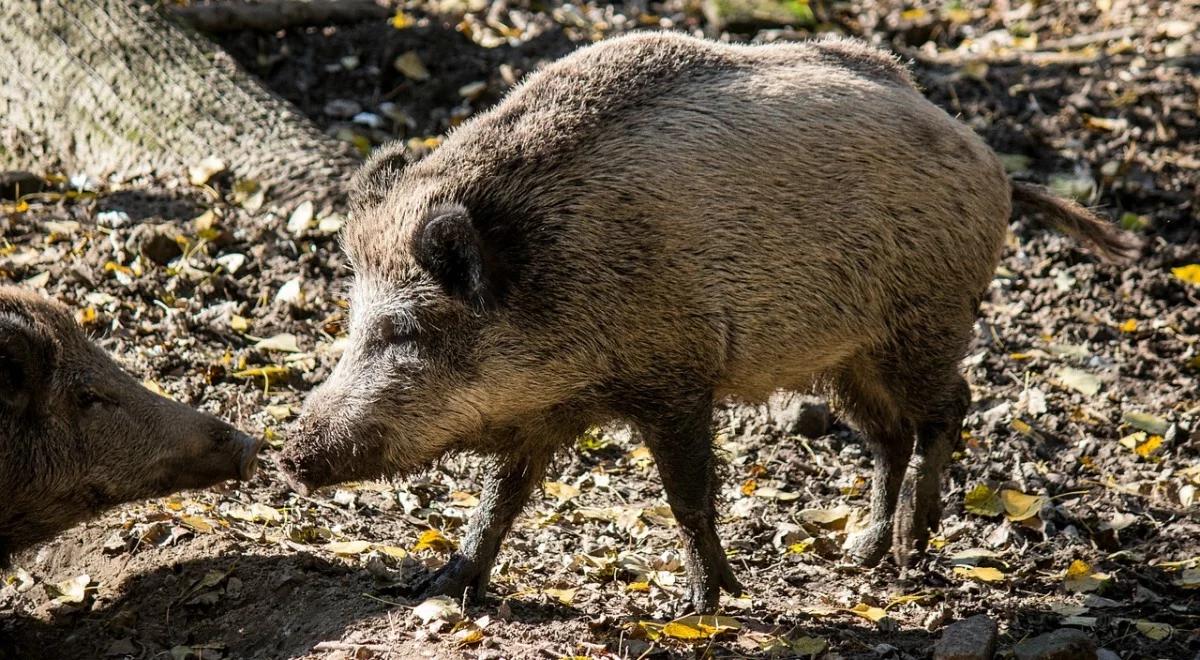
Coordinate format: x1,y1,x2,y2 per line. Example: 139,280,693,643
0,314,54,417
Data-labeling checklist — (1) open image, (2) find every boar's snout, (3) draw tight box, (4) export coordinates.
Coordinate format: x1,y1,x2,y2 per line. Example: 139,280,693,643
165,414,264,490
233,430,263,480
278,411,388,496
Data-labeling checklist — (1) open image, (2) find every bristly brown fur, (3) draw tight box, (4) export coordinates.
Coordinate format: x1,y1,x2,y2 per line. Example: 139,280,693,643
0,286,256,563
1011,181,1142,262
291,32,1138,612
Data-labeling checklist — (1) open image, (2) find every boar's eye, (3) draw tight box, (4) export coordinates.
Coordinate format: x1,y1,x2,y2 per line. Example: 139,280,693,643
78,389,116,410
378,316,416,345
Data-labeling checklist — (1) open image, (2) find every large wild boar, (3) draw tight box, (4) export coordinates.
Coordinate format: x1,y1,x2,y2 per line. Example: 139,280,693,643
0,287,261,565
281,33,1136,612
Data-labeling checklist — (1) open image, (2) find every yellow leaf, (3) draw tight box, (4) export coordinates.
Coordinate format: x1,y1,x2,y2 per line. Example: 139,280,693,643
900,8,927,20
797,506,850,527
1119,319,1138,333
1119,431,1164,458
225,503,282,524
180,516,214,534
626,581,650,592
377,545,407,560
394,51,430,81
954,566,1005,583
1172,264,1200,286
788,538,815,554
1135,620,1172,641
740,478,757,496
660,615,741,640
964,484,1004,517
886,592,936,609
1064,559,1110,593
231,365,289,380
1011,418,1034,436
453,625,484,646
230,315,249,332
543,481,580,503
75,306,98,326
1000,489,1047,521
847,603,887,622
326,540,372,555
390,11,415,29
543,587,576,606
413,529,456,553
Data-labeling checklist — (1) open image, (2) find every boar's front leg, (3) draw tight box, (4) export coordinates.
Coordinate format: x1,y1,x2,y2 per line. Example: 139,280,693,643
634,392,743,613
417,451,550,603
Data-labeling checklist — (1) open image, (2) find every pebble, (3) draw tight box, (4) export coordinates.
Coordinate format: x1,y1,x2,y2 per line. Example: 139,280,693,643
1012,629,1098,660
934,614,998,660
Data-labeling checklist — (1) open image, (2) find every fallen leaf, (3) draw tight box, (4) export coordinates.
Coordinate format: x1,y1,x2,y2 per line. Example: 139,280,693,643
453,622,484,645
1000,489,1047,521
1064,559,1110,593
1054,367,1102,396
390,11,416,28
1123,412,1169,435
756,487,801,501
964,484,1004,517
1171,264,1200,286
255,333,300,353
394,51,430,81
1119,431,1164,458
414,596,463,625
47,574,93,604
325,540,372,555
226,503,282,524
413,529,456,553
543,481,580,503
659,615,741,640
953,566,1005,583
798,506,850,527
180,515,214,534
543,587,576,606
1135,620,1172,641
847,603,887,622
1175,568,1200,589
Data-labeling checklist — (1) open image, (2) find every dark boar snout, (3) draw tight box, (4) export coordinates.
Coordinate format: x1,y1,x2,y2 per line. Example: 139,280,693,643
166,413,263,488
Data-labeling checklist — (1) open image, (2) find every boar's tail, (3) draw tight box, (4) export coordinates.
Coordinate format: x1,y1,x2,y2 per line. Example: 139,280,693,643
1010,181,1143,263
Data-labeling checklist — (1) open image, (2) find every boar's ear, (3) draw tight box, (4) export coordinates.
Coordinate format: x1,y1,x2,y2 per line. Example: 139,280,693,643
349,143,409,211
0,313,51,417
415,204,507,310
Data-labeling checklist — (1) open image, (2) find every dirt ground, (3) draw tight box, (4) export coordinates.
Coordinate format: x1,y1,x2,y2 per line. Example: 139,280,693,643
2,0,1199,658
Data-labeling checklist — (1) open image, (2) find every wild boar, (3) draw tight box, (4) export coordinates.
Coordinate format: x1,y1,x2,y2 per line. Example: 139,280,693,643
281,33,1137,612
0,286,261,565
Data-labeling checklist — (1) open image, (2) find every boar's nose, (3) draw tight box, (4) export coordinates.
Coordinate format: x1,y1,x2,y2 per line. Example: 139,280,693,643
234,432,264,480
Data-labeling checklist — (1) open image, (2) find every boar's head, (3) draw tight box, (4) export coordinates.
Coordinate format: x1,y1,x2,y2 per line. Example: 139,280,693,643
282,157,579,493
0,287,261,563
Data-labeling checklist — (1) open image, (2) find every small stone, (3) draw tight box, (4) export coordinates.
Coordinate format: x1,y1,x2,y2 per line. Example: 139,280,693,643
1012,629,1097,660
323,99,363,118
934,614,997,660
1095,650,1120,660
0,171,46,199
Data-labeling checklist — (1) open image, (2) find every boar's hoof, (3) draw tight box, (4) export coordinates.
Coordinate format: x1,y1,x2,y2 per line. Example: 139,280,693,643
682,556,744,614
844,522,892,567
415,554,489,603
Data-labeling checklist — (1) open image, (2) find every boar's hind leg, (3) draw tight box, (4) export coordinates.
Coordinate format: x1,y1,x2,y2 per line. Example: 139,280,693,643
417,451,550,603
893,373,970,565
635,392,743,614
838,368,916,567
